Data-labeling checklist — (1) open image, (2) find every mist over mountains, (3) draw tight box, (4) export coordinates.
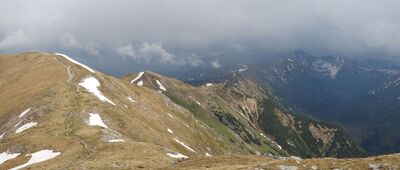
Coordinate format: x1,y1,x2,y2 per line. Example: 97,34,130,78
2,0,400,169
2,0,400,77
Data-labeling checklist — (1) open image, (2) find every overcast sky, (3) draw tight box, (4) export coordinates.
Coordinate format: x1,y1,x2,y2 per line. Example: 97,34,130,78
1,0,400,75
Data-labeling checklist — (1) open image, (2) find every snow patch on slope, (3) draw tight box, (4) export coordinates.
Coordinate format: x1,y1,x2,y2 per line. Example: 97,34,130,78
167,128,174,134
369,164,382,170
238,64,248,73
55,53,95,73
173,138,196,152
15,122,38,133
79,77,116,105
137,80,143,86
166,152,188,159
19,108,31,118
88,113,108,128
130,72,144,83
0,151,20,165
10,150,60,170
108,139,125,143
156,80,166,91
127,97,137,103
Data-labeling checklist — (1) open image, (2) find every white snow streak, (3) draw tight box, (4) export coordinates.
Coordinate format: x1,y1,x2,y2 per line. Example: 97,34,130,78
167,113,174,118
0,151,20,165
173,138,196,152
108,139,125,143
10,150,60,170
156,80,166,91
127,97,137,103
79,77,116,105
205,152,212,157
15,122,38,133
167,128,174,134
88,113,108,128
166,152,188,159
260,133,267,138
55,53,95,73
130,72,144,83
19,108,31,118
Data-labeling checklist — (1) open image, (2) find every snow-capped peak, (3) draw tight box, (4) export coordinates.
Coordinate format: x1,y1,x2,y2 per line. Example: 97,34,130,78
312,58,345,78
238,64,248,73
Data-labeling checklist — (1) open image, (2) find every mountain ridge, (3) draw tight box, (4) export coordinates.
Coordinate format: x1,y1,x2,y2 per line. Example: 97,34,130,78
0,51,397,169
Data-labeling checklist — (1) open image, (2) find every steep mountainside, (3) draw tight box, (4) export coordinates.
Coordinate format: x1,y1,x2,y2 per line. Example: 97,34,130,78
176,50,400,155
124,71,286,157
124,70,364,158
244,51,400,155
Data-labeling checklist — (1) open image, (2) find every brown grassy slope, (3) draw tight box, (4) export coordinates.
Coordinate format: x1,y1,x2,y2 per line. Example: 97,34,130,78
123,71,286,156
0,52,253,169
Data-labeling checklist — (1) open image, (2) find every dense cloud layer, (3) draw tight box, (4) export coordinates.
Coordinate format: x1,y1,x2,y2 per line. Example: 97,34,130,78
1,0,400,74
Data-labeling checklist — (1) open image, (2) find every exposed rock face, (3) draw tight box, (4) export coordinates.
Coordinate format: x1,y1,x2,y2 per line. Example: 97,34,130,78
308,123,336,145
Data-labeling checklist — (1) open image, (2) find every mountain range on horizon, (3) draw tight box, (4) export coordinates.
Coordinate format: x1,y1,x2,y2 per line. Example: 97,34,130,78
176,50,400,155
0,51,399,169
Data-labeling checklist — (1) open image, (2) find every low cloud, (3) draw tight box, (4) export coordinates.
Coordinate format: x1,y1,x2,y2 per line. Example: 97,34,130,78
186,53,204,67
211,59,222,68
117,42,204,66
117,42,179,64
61,34,99,56
0,29,31,49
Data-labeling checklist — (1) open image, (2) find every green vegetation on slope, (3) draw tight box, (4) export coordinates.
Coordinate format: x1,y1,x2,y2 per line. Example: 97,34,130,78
164,91,286,156
259,99,366,158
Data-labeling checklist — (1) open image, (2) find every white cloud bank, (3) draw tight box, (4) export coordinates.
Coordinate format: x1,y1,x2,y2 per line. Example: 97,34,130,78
117,42,204,66
117,42,177,63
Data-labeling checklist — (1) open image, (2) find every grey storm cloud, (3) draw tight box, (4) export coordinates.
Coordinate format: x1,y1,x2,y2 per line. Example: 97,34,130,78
1,0,400,65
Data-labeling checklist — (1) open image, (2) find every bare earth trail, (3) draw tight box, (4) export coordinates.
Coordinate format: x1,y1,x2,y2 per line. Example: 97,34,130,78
52,55,95,169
